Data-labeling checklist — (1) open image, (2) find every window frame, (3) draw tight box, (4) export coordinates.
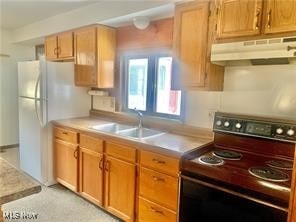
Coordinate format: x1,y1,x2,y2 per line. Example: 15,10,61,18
122,52,184,120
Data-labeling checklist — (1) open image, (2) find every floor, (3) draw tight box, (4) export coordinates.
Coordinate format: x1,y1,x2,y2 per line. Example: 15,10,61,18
3,185,120,222
1,148,120,222
0,147,19,169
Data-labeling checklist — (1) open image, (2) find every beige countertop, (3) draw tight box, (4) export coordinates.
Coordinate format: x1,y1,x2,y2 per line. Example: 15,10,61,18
53,116,213,158
0,158,41,205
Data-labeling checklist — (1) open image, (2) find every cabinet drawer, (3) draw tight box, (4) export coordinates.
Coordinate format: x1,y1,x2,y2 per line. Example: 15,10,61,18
105,142,136,162
140,150,179,175
54,127,78,144
139,167,178,211
138,197,177,222
80,134,103,153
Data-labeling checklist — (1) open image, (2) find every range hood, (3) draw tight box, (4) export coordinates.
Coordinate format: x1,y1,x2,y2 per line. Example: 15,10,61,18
211,36,296,66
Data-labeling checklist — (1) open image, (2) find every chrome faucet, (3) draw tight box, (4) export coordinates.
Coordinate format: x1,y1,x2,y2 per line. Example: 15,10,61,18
134,108,143,129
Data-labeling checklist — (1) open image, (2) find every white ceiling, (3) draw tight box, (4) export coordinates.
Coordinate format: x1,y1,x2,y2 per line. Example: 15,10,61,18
0,0,98,30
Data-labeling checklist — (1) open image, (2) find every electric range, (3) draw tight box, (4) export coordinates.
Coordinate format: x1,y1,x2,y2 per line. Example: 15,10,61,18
180,112,296,222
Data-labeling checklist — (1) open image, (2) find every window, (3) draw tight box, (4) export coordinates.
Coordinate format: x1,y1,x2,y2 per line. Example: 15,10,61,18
123,54,182,118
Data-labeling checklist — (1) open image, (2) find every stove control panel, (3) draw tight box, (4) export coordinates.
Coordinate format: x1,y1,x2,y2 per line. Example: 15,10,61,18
214,114,296,143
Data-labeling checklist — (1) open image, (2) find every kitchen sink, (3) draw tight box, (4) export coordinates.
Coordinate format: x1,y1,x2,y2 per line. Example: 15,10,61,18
91,123,135,133
116,127,164,139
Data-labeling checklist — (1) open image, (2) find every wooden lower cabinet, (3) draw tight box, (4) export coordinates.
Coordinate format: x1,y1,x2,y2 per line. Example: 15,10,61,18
104,155,136,222
54,139,79,192
138,150,179,222
54,127,181,222
139,167,178,211
79,147,103,206
138,197,177,222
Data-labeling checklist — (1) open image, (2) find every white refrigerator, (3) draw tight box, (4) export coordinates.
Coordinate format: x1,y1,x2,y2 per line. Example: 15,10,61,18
18,58,90,185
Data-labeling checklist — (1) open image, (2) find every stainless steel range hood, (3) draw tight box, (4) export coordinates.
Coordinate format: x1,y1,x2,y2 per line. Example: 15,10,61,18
211,36,296,66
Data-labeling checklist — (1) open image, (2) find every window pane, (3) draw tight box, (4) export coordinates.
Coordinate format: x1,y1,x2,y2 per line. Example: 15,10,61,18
156,57,181,116
127,58,148,111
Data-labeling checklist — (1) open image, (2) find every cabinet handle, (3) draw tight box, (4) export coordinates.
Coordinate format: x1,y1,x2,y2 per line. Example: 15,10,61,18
104,160,110,172
152,176,165,182
150,207,164,215
99,158,103,170
255,9,261,30
152,158,165,164
267,9,271,28
54,48,57,55
57,47,61,55
62,132,68,135
73,148,78,159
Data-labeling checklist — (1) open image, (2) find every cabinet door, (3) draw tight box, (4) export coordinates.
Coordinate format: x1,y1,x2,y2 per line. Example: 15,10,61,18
79,148,103,206
104,156,136,222
174,2,209,88
264,0,296,34
216,0,262,38
45,36,57,60
74,27,97,86
97,26,116,88
54,139,78,192
57,32,74,59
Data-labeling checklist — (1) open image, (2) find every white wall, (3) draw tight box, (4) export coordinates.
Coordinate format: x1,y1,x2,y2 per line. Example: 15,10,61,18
11,1,176,44
0,28,35,146
185,65,296,129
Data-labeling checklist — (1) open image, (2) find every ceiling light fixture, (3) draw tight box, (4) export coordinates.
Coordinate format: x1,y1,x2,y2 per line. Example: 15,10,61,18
133,16,150,30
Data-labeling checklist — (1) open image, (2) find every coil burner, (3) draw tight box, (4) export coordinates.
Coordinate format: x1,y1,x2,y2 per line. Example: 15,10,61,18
266,160,293,170
213,149,242,160
248,166,289,182
197,155,224,166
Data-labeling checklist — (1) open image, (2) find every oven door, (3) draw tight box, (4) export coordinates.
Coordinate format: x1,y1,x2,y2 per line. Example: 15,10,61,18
179,175,288,222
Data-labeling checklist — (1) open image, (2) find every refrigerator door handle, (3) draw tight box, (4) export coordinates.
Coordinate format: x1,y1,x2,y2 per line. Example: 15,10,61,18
34,74,44,127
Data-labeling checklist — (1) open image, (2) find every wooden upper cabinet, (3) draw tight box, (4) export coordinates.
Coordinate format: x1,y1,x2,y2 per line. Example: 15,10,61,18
264,0,296,34
174,1,210,88
74,27,97,86
57,32,74,59
216,0,263,39
45,32,73,60
74,25,116,88
104,155,136,222
45,36,58,60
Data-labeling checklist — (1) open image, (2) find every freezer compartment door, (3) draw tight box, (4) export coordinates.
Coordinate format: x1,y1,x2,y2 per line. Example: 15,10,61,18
18,97,45,182
18,61,41,98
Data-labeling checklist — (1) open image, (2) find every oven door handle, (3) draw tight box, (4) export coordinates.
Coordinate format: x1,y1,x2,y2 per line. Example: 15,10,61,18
181,175,289,213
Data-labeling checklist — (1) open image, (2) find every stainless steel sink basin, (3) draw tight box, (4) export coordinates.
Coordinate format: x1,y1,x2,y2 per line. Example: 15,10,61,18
116,127,164,139
91,123,135,133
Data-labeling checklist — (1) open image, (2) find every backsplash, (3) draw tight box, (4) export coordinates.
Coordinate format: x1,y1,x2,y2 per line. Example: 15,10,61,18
185,65,296,129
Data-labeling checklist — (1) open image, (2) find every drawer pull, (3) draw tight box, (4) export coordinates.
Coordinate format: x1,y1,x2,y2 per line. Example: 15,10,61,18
150,206,164,215
152,158,166,164
104,160,110,172
287,46,296,51
152,176,165,182
62,132,68,135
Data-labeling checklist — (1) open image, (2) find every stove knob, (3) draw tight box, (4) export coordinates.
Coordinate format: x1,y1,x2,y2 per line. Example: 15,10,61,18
235,123,242,129
287,129,295,136
216,120,222,126
276,128,284,135
224,121,230,127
